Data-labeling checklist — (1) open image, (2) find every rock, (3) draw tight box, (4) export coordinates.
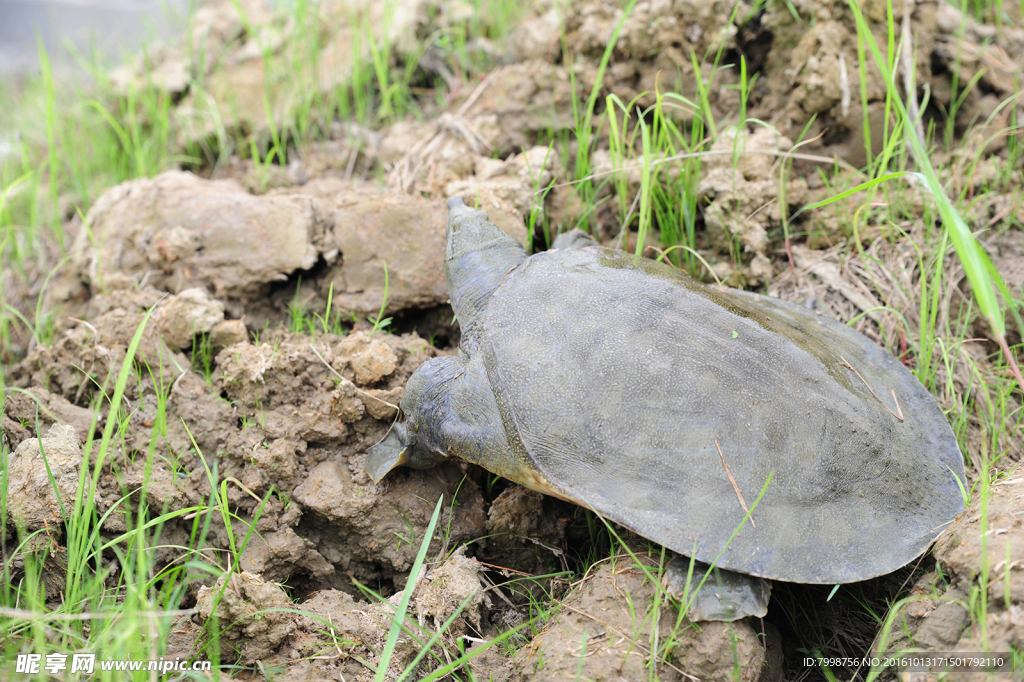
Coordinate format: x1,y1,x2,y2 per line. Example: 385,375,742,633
415,547,489,634
5,424,91,530
514,562,765,681
158,287,225,349
195,571,296,664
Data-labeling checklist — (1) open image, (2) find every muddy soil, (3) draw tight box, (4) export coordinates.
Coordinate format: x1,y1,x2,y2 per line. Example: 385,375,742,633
3,0,1023,679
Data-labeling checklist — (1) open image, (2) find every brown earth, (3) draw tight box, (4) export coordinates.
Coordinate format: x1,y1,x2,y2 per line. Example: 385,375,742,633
2,0,1023,678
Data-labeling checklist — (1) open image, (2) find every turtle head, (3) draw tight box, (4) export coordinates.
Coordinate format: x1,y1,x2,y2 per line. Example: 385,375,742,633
365,357,457,483
444,197,526,355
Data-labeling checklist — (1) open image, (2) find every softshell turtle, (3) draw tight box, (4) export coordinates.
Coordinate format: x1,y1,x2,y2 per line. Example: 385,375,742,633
367,197,965,621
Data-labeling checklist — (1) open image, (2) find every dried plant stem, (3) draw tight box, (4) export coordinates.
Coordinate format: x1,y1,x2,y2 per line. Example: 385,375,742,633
715,440,755,527
994,335,1024,396
839,356,905,422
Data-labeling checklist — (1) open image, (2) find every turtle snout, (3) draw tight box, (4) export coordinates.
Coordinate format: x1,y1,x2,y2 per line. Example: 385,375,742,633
365,428,410,483
446,196,476,223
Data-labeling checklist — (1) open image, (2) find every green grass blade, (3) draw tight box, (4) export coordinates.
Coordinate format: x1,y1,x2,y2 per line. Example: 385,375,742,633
395,590,477,682
789,172,911,221
375,494,443,682
847,0,1023,393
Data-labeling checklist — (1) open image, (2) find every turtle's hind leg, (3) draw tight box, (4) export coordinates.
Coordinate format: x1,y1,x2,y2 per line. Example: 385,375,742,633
663,555,771,622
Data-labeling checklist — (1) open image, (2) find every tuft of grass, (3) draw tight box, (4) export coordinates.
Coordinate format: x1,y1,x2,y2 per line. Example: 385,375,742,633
0,306,227,679
368,261,393,336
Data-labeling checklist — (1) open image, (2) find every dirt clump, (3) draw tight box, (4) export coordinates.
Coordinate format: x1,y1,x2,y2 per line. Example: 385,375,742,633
195,571,297,665
252,548,492,679
562,0,742,121
446,146,563,241
293,457,486,583
880,468,1024,673
66,171,323,311
514,561,767,681
113,0,466,146
2,386,95,451
5,424,92,531
6,276,487,594
63,171,530,329
239,526,335,584
758,0,1024,164
699,125,809,286
210,328,487,583
415,547,490,634
484,485,570,574
157,287,226,350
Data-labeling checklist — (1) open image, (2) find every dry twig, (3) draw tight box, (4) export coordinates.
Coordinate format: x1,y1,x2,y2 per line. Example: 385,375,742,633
839,356,905,422
715,440,755,527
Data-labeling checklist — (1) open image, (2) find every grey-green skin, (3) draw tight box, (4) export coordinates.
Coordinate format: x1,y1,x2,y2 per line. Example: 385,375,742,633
367,197,965,621
662,557,772,622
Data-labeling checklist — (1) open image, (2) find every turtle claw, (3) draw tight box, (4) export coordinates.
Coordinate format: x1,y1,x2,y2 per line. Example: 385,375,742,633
663,555,771,622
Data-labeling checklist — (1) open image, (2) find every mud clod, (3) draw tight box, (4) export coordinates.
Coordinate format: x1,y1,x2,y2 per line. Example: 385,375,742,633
485,485,569,574
415,547,490,634
699,126,808,285
2,387,95,451
64,171,530,329
157,287,225,349
240,526,335,584
3,0,1022,674
196,571,297,664
514,562,765,681
293,458,486,578
6,424,92,531
344,333,399,386
881,469,1024,672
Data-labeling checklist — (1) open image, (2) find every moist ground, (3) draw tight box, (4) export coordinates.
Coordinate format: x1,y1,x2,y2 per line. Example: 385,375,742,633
1,0,1022,679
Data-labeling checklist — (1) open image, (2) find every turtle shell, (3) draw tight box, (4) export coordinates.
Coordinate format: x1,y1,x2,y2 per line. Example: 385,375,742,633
481,246,964,583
